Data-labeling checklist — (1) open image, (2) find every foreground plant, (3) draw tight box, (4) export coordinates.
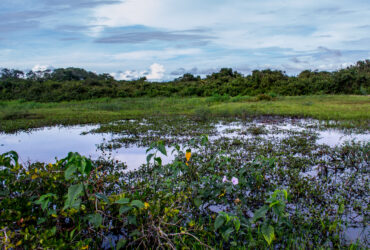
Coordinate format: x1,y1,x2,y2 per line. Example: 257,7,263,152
0,136,368,248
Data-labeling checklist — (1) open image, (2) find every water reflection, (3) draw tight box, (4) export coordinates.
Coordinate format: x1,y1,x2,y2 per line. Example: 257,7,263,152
0,125,174,171
0,119,369,171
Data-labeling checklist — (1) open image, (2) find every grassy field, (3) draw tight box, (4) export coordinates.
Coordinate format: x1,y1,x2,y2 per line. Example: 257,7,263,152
0,95,369,132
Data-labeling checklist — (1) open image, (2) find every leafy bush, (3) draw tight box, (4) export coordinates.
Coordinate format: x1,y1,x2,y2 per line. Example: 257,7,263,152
256,93,273,101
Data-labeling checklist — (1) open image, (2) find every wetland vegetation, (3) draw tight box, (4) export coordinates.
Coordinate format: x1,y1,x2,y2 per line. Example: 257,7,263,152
1,115,369,248
0,63,369,249
0,95,369,133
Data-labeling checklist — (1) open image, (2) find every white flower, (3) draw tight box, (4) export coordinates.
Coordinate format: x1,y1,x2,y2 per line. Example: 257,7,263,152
231,177,239,185
222,176,228,183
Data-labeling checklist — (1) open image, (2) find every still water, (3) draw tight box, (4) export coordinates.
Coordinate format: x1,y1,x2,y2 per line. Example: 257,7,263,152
1,120,369,171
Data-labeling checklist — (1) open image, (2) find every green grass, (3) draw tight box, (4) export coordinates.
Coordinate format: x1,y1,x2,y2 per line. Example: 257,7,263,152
0,95,369,132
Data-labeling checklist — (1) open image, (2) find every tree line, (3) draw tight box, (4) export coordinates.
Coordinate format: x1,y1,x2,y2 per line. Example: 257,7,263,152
0,60,369,102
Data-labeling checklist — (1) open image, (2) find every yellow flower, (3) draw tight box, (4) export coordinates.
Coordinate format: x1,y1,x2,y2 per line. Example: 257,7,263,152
185,151,191,162
218,190,226,198
144,202,150,209
189,220,195,227
81,245,89,250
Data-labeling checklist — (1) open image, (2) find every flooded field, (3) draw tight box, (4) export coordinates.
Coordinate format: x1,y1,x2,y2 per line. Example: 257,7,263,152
1,117,369,169
1,116,369,247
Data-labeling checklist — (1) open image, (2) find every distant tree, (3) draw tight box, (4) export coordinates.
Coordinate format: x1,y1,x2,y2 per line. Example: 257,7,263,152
0,68,24,79
51,68,98,81
174,73,200,82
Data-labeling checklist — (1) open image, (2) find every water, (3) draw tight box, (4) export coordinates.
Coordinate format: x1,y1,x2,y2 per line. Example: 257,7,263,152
1,119,369,246
0,119,369,170
0,125,174,171
215,119,370,147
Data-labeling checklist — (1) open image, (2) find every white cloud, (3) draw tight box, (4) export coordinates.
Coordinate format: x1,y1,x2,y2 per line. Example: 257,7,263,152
110,70,142,80
92,0,370,52
111,63,165,81
32,64,50,72
1,0,369,78
146,63,165,80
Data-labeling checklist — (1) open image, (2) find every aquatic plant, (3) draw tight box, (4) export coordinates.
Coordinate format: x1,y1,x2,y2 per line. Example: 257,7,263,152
0,134,368,248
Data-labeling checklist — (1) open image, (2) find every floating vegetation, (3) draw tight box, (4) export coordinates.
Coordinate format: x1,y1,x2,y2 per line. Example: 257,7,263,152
1,115,369,248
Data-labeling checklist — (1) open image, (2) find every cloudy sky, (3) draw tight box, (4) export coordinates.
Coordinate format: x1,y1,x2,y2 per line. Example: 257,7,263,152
0,0,369,80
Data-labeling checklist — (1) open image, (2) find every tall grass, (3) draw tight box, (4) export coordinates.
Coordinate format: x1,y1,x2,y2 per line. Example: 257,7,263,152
0,95,369,132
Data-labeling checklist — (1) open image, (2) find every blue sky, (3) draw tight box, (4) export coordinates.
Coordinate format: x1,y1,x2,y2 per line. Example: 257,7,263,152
0,0,369,80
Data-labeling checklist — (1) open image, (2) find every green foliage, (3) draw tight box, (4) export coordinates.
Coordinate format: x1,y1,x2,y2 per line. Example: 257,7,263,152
1,60,369,102
64,184,84,210
0,95,369,133
193,106,211,121
146,140,167,165
0,134,368,248
251,189,289,245
35,193,57,211
261,223,275,245
214,212,241,241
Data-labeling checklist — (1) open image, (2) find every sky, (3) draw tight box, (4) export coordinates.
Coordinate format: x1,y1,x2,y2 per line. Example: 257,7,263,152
0,0,369,80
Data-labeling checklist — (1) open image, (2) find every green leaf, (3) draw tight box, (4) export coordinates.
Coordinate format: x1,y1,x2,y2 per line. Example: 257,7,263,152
282,189,288,200
130,200,144,209
233,218,241,232
64,184,84,210
157,142,167,156
338,203,345,214
261,223,275,246
201,135,209,146
119,205,132,214
222,227,234,241
37,217,46,225
69,228,76,240
115,198,130,205
87,213,103,228
64,165,77,180
194,198,202,208
252,205,269,223
329,221,338,232
146,153,154,163
0,151,19,167
272,203,285,218
154,157,162,166
214,215,225,231
146,143,155,153
116,239,127,249
35,193,56,210
80,160,87,174
269,200,280,208
96,193,110,204
50,226,57,235
127,215,137,225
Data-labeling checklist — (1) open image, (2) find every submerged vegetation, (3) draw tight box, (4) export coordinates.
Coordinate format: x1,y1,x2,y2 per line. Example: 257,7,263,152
1,129,369,248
